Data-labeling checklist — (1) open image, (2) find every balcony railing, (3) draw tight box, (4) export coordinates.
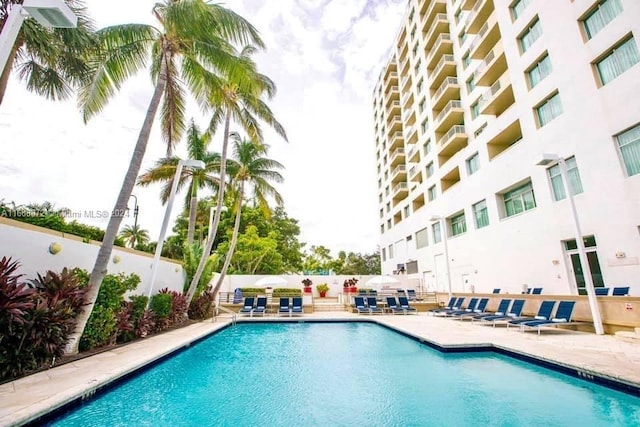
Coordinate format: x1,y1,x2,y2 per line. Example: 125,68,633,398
432,54,455,79
391,164,406,176
392,182,408,194
435,100,463,124
433,77,459,101
427,33,452,65
439,125,466,145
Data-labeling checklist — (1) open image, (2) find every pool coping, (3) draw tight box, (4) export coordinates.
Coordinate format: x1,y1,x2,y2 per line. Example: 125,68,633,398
5,316,640,426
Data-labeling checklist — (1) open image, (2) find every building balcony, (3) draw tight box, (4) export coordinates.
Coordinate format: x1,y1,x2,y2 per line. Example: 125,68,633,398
397,33,408,61
386,99,401,116
389,131,404,150
401,91,414,110
426,33,453,69
387,114,403,132
437,124,468,165
423,13,449,50
466,0,494,34
432,77,461,111
406,124,419,145
407,143,421,163
469,14,500,60
473,44,507,86
461,0,476,10
392,182,409,200
479,72,515,116
403,106,416,125
391,164,407,183
440,166,461,192
400,73,413,93
390,147,406,166
429,54,456,89
383,61,397,79
383,72,398,92
420,0,446,30
400,54,411,78
409,165,423,183
486,118,522,160
434,100,464,133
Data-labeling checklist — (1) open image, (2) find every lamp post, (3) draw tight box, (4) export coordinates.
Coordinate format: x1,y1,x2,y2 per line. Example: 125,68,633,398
537,153,604,335
0,0,77,73
430,215,452,299
146,159,205,303
128,194,139,230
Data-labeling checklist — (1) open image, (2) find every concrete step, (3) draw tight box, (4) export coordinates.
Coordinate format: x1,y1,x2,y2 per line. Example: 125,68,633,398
312,303,348,312
614,330,640,343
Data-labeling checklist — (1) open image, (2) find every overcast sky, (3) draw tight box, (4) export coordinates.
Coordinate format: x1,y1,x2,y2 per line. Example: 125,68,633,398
0,0,405,255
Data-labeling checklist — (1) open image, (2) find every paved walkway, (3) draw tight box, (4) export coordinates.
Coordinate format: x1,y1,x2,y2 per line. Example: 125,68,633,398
1,313,639,426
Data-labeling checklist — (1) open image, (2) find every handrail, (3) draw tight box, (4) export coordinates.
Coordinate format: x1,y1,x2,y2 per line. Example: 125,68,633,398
214,303,237,326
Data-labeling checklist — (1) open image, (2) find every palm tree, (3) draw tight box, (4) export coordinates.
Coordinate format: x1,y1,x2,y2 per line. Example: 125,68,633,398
211,134,283,296
185,45,287,306
137,120,220,245
119,224,149,248
0,0,96,104
68,0,264,354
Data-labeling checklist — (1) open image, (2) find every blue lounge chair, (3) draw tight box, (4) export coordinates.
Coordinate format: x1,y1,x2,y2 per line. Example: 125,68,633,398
429,296,457,314
238,297,255,315
291,297,304,316
595,287,610,296
398,296,418,314
532,288,543,294
520,301,576,335
507,300,556,329
492,288,501,294
444,298,478,317
367,297,383,314
612,286,630,296
354,296,369,314
386,297,404,315
278,298,291,316
477,299,526,326
453,298,489,320
252,297,267,317
435,297,466,317
407,289,421,301
470,299,511,322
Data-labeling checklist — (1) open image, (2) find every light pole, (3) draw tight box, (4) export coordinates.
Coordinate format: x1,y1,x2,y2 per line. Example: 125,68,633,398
146,159,205,303
0,0,77,73
537,153,604,335
128,194,139,230
430,215,452,299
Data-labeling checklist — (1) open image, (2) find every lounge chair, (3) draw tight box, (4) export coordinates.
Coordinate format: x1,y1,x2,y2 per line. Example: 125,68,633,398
398,296,418,314
434,297,467,317
291,297,304,316
407,289,421,301
278,297,291,316
354,296,369,314
238,297,255,315
386,297,404,315
252,297,267,317
443,298,478,317
507,300,556,329
612,286,630,296
595,287,610,296
492,288,501,294
477,299,526,326
429,296,457,314
519,301,577,335
531,288,543,294
367,297,384,315
452,298,489,320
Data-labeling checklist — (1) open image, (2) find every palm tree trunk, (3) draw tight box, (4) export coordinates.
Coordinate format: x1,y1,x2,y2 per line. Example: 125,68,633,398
186,178,198,245
0,34,21,105
185,109,231,305
212,181,243,295
64,59,169,355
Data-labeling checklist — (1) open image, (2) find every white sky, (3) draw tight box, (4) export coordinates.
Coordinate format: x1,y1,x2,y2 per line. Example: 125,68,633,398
0,0,406,255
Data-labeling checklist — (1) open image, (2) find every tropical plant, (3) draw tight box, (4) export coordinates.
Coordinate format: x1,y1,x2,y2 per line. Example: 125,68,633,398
211,134,284,296
71,0,265,354
182,242,218,296
137,119,220,244
188,286,214,320
316,283,329,294
0,0,97,105
186,43,288,307
119,224,150,248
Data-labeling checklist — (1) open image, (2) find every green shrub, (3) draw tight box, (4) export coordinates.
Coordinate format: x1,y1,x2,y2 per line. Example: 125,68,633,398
150,293,172,320
238,287,266,296
273,288,301,297
189,287,214,320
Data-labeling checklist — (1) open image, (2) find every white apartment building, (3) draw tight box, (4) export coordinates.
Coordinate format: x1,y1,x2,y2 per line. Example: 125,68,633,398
372,0,640,295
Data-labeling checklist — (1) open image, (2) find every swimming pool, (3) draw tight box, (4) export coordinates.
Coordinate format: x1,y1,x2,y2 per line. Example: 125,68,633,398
46,322,640,426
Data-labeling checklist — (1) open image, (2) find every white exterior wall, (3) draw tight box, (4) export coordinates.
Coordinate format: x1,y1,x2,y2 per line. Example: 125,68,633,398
0,220,184,295
373,0,640,295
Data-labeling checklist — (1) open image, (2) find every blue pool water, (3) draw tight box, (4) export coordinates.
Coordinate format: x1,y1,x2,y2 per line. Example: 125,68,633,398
48,323,640,426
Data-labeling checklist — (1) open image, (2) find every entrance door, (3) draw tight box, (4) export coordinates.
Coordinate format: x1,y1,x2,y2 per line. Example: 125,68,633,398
434,254,447,293
564,236,605,295
461,274,471,293
422,270,433,292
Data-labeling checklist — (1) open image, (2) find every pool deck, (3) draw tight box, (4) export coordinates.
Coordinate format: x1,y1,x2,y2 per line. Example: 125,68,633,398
2,312,640,426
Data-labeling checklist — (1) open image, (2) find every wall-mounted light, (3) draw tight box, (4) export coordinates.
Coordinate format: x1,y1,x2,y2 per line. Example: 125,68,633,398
48,242,62,254
615,251,626,259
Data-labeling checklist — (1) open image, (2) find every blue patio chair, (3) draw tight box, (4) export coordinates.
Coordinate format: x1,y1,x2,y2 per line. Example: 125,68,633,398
252,297,267,317
366,297,384,315
453,298,489,320
526,288,532,294
492,288,501,294
434,297,466,316
507,300,556,329
396,289,406,298
291,297,304,316
444,298,478,317
519,301,577,335
386,297,404,315
398,296,418,314
238,297,255,315
354,296,369,314
232,288,243,304
532,288,543,294
407,289,421,301
595,287,610,296
477,299,525,326
278,298,291,316
612,287,630,296
429,296,457,314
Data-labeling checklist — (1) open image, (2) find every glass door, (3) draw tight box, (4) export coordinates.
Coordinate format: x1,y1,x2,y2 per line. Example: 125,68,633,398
564,236,605,295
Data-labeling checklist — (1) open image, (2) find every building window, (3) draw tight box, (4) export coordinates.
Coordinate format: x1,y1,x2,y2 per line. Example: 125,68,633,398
432,222,442,243
467,75,476,92
382,247,386,260
412,44,418,57
380,224,385,234
463,52,471,68
474,122,487,137
548,156,584,201
473,200,489,229
519,18,542,53
503,182,536,217
410,25,417,39
387,219,392,229
414,59,422,75
416,227,429,249
511,0,531,20
379,209,384,218
455,9,463,24
458,30,467,46
527,54,552,88
417,78,423,93
404,205,410,218
421,119,429,134
388,244,394,258
426,162,434,178
466,152,480,175
386,202,391,212
616,124,640,177
419,98,426,112
536,92,563,127
408,8,415,22
582,0,623,40
596,37,640,85
424,139,432,154
428,185,437,201
471,101,480,119
450,212,467,237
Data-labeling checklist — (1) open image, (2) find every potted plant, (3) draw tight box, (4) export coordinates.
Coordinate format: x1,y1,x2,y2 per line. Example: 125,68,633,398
302,278,312,294
343,280,350,293
316,283,329,298
349,278,358,294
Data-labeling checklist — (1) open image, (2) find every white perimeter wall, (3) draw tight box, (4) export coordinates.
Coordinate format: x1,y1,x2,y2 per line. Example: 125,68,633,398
0,219,184,296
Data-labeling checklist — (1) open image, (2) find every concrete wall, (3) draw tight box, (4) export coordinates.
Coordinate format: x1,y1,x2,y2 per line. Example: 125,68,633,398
0,218,184,296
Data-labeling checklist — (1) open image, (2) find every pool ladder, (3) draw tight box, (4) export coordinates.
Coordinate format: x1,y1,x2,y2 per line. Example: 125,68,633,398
214,303,237,326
